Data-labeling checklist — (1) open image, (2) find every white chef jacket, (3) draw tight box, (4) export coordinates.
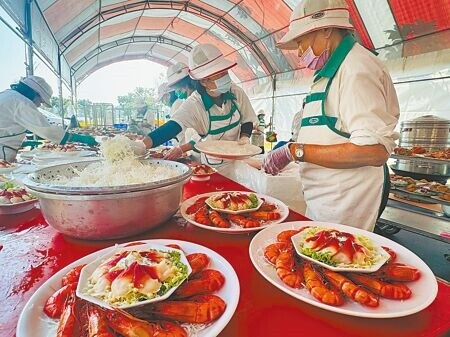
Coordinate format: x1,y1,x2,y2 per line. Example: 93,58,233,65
295,35,399,231
171,84,257,138
170,99,183,116
0,90,65,161
323,43,400,154
172,83,257,177
169,98,201,151
291,109,303,141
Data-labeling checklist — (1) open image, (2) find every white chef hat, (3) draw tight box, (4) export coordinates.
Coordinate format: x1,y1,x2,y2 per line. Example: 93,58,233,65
156,82,174,101
167,62,189,87
20,75,53,107
188,43,236,80
277,0,354,50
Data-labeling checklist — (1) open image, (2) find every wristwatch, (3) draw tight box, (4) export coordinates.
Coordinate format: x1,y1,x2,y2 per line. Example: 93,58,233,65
293,143,305,162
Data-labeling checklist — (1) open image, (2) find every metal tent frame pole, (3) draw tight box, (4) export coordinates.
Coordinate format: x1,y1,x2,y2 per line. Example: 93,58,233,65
24,0,33,76
270,75,276,150
57,49,65,128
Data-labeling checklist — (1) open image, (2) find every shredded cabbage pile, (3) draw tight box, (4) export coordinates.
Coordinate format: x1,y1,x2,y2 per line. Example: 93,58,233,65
100,135,135,163
298,227,384,269
85,250,188,307
42,136,179,187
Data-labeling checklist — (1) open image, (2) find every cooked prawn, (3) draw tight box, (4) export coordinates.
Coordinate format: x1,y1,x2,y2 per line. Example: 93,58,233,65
275,250,303,289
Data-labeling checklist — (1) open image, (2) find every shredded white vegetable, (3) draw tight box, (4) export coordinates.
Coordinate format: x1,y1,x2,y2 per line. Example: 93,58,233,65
42,136,179,187
100,135,136,163
47,158,177,187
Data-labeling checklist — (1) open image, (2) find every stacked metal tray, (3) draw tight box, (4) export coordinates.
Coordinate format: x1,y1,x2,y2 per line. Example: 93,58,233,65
390,174,450,206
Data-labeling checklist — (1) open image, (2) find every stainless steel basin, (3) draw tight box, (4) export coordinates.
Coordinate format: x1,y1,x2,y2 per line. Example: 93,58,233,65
24,159,192,240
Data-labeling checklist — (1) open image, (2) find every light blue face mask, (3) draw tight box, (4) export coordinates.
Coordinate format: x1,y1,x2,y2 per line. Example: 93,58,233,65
175,89,188,99
212,73,232,94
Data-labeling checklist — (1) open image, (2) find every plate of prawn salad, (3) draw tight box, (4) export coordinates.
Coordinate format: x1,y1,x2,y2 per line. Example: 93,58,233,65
180,191,289,234
205,191,262,214
17,239,240,337
291,226,391,273
76,243,192,309
249,221,437,318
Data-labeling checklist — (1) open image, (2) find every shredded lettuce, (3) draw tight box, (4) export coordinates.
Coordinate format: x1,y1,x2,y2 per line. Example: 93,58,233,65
301,248,337,266
248,193,259,208
85,249,189,307
297,227,384,269
2,182,15,189
157,251,189,296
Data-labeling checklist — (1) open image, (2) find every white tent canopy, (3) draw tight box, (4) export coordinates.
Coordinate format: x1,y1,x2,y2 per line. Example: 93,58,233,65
1,0,449,141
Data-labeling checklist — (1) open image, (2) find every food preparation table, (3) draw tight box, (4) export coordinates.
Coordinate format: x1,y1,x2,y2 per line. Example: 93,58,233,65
1,173,449,337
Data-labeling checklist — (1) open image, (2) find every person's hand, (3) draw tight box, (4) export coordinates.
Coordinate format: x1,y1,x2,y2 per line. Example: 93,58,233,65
20,141,42,149
164,146,184,160
129,140,146,156
238,136,250,145
262,144,293,175
69,133,98,146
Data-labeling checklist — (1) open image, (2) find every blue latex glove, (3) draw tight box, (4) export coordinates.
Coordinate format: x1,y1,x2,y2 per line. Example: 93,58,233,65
68,133,98,146
262,144,293,175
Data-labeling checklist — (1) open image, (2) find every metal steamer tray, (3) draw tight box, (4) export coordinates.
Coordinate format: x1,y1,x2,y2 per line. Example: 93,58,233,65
390,154,450,184
23,159,193,195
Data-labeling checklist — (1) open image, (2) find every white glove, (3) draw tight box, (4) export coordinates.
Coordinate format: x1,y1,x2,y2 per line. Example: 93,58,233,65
129,140,146,156
238,136,250,145
164,146,184,160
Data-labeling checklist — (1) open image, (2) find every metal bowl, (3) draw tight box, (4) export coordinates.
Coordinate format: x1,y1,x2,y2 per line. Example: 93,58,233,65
23,159,192,195
24,159,192,240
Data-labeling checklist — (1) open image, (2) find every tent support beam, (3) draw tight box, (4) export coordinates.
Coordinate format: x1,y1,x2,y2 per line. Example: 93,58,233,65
71,35,191,75
60,1,275,76
72,79,78,116
24,0,33,75
57,49,65,127
270,75,276,150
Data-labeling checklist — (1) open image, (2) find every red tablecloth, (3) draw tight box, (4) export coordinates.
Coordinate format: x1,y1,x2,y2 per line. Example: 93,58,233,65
1,173,449,337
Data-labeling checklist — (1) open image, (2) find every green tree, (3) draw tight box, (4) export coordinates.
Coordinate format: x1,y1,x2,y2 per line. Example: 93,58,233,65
117,87,157,120
44,96,71,117
77,99,93,125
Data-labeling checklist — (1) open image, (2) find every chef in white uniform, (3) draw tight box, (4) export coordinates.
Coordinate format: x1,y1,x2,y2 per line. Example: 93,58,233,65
142,44,257,177
0,76,97,161
163,62,201,161
262,0,399,231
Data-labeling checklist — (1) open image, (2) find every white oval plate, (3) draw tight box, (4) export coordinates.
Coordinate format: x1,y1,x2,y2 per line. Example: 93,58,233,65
195,140,262,160
33,150,96,160
0,165,18,173
76,243,192,309
0,174,13,184
191,164,217,176
17,239,240,337
0,199,38,215
181,191,289,234
191,175,211,181
249,221,438,318
191,165,217,182
205,192,263,215
290,226,391,273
